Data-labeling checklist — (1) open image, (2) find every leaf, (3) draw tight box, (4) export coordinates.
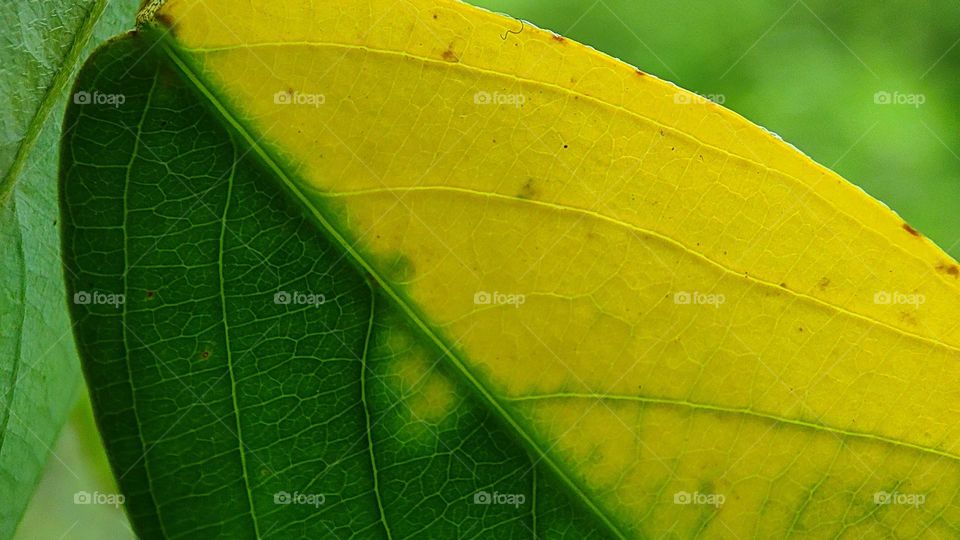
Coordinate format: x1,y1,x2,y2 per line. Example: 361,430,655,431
64,0,960,538
62,35,600,539
0,0,137,535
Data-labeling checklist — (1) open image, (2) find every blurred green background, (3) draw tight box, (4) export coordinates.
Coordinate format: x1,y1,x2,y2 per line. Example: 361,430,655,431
16,0,960,538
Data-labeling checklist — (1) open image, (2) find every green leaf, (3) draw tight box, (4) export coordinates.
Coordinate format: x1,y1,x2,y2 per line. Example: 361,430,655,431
0,0,137,535
63,0,960,537
62,36,601,539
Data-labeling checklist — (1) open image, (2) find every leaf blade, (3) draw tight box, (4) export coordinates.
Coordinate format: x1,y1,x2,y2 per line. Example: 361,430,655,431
140,0,960,536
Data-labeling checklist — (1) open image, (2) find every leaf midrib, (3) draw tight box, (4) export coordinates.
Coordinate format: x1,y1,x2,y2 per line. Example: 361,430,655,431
0,0,112,203
157,39,630,540
0,200,27,455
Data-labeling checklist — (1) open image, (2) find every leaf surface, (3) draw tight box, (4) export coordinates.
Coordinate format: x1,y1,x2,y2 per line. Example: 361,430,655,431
0,0,136,535
65,0,960,537
62,35,600,539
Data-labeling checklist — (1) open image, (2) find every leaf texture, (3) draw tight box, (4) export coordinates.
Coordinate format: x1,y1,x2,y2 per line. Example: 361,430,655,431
63,0,960,537
62,36,601,539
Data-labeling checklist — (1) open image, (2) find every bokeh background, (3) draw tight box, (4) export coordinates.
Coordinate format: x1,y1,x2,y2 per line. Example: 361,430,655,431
16,0,960,537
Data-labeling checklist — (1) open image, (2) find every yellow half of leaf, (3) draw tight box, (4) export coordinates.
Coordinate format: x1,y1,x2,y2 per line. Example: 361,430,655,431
149,0,960,536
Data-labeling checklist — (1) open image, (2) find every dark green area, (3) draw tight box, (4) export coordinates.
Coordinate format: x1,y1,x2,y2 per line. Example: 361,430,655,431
61,34,607,539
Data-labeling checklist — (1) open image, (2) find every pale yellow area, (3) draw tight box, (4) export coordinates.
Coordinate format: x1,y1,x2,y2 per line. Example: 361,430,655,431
153,0,960,536
515,398,959,538
382,320,458,425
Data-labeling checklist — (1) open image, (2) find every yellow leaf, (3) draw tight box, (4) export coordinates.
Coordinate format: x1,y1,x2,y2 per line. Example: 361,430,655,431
147,0,960,536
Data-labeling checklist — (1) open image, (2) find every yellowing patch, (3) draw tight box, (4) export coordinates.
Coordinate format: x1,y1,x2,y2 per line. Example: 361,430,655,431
382,324,458,426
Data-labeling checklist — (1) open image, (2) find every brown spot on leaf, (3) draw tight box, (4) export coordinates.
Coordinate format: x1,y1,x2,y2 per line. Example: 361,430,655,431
899,311,918,326
199,350,210,360
818,277,830,290
518,178,538,199
936,261,960,277
902,223,920,237
552,34,566,42
442,49,458,62
153,12,175,32
146,290,156,299
635,69,646,76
